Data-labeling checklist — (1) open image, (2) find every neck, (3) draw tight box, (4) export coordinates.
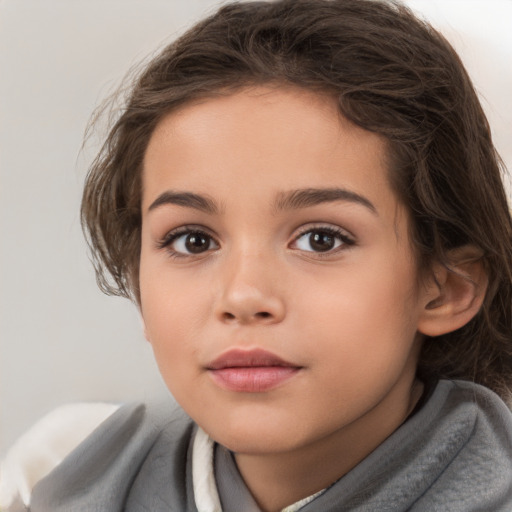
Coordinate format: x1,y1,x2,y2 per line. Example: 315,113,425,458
234,378,424,512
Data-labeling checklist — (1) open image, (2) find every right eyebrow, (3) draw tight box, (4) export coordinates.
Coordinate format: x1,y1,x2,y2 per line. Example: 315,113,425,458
273,187,377,215
147,191,219,215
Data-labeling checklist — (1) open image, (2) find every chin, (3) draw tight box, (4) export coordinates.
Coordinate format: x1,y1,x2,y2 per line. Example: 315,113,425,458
216,431,301,455
199,413,311,455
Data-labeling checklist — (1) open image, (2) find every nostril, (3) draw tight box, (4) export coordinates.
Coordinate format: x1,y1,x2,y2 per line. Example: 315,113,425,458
220,311,275,322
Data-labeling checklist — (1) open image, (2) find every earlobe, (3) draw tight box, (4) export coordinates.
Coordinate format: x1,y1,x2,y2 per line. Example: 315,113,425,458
418,246,488,337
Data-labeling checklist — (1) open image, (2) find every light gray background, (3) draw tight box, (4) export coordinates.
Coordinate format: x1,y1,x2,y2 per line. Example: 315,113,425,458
1,0,511,454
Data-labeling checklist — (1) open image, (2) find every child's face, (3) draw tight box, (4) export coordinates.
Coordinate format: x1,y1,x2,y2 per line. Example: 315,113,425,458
140,86,428,456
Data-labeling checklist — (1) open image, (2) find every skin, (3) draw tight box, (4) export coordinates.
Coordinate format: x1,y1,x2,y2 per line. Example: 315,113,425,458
140,86,435,512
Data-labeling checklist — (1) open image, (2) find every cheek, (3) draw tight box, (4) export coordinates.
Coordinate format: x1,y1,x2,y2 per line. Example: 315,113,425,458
141,251,204,330
300,255,421,363
141,281,203,400
307,264,416,326
139,261,221,403
139,263,202,369
305,277,421,413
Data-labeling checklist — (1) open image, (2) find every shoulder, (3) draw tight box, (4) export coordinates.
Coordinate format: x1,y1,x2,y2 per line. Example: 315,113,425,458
412,379,512,510
308,379,512,511
0,402,119,510
421,379,512,462
0,400,193,511
446,379,512,463
439,379,512,437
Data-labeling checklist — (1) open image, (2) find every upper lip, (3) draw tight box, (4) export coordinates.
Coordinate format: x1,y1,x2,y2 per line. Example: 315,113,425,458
207,348,299,370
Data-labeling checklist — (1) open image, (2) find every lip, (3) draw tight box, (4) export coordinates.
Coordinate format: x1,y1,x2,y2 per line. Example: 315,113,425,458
206,348,301,392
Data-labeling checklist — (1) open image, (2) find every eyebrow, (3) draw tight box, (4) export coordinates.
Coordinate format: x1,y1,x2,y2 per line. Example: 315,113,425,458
148,191,219,214
147,187,377,216
273,187,377,214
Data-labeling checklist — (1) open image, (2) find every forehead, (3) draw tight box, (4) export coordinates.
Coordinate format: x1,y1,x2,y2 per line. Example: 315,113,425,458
142,86,396,215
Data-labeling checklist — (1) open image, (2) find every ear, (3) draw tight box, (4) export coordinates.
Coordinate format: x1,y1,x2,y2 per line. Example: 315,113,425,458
417,246,488,337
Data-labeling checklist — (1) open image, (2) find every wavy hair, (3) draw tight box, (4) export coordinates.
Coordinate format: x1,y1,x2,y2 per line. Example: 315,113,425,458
81,0,512,399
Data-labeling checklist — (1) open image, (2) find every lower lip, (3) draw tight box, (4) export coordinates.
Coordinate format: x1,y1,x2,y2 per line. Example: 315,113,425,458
208,366,300,392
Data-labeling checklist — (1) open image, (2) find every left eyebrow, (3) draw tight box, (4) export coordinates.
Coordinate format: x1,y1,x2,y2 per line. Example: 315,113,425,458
147,191,220,214
273,187,377,215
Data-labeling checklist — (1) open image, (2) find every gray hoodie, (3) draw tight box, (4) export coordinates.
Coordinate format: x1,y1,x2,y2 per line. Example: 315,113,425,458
28,380,512,511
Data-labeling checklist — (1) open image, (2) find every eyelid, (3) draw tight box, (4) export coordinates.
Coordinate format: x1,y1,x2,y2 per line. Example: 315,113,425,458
155,222,354,258
293,222,354,238
289,223,355,253
156,225,220,256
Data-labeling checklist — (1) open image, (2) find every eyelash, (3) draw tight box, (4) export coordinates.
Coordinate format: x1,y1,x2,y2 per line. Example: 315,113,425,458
291,225,355,256
157,224,355,259
157,225,218,259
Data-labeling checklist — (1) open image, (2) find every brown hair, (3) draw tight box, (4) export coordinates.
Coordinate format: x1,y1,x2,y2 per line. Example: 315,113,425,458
81,0,512,399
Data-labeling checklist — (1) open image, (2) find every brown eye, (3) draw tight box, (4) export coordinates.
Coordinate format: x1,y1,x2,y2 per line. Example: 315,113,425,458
309,231,336,252
164,229,219,256
292,227,353,253
185,232,211,253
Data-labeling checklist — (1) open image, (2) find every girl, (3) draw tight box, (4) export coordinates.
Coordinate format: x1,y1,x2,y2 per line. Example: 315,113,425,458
2,0,512,510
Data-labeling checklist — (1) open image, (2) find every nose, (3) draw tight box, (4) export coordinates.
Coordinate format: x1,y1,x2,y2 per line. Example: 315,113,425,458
215,251,286,325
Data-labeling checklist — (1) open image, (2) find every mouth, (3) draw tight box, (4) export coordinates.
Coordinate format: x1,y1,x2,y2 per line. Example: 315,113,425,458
206,348,302,393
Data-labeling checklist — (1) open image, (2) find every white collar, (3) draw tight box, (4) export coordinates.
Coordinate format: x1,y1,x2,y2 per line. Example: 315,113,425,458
192,427,222,512
191,427,325,512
